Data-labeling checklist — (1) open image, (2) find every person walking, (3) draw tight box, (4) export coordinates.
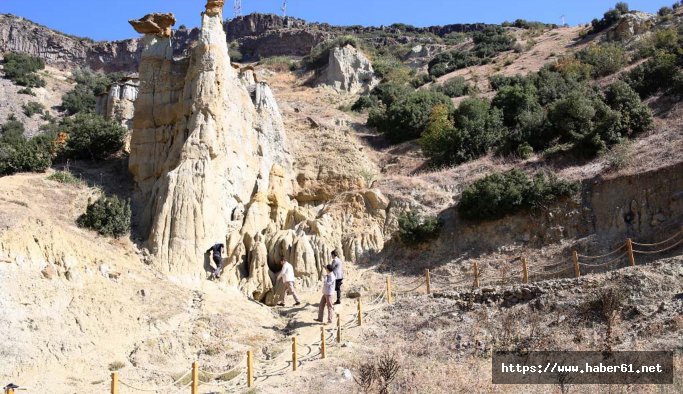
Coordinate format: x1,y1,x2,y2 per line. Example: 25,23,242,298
315,264,336,324
331,251,343,305
277,257,301,307
206,242,224,280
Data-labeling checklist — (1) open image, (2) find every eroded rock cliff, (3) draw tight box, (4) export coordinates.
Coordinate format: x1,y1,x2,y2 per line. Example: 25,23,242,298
128,2,390,300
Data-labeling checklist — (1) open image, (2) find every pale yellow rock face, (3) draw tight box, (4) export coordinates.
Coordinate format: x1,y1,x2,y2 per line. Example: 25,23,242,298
129,6,281,283
129,1,392,298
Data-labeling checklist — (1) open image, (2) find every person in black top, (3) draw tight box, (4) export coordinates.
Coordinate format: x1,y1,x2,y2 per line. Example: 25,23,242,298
206,243,225,280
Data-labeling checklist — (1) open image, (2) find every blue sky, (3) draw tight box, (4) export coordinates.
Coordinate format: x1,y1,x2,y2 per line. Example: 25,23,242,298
1,0,672,41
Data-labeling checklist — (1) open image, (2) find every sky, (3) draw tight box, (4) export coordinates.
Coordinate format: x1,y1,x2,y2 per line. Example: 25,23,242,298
0,0,673,41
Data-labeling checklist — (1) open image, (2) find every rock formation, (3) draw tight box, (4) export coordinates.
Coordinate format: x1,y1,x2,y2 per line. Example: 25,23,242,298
127,2,392,300
321,44,379,94
607,12,655,41
129,13,177,37
96,75,139,129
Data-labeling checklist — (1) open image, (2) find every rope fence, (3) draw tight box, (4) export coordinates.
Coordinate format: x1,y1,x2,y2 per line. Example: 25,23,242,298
103,227,681,393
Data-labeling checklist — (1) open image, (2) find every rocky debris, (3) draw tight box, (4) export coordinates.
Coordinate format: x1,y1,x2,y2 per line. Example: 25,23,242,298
41,263,57,279
129,13,176,37
321,44,379,94
607,12,655,41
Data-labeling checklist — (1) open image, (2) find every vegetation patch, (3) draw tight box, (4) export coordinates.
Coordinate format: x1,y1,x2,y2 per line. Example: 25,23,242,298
62,69,124,115
398,211,443,246
0,116,53,176
458,169,579,221
22,101,45,117
77,194,131,238
2,52,46,88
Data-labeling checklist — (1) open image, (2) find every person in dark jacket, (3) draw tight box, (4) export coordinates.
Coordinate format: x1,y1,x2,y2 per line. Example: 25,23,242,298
206,243,225,280
330,250,343,304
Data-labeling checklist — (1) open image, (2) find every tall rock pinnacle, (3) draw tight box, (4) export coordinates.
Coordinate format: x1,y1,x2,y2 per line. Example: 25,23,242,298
128,1,290,283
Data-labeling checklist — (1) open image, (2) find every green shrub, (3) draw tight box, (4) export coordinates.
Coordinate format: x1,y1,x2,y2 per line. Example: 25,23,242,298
61,69,124,115
77,194,131,238
411,73,434,88
623,51,680,97
0,116,52,176
2,52,46,88
590,4,624,33
351,95,379,112
60,113,127,160
383,90,453,142
492,83,541,128
259,56,296,72
517,142,534,159
604,81,653,137
458,169,578,221
658,6,674,16
421,99,504,165
372,54,411,83
546,89,621,156
432,76,471,97
47,170,81,184
576,44,626,77
228,41,243,62
22,101,45,117
397,211,443,246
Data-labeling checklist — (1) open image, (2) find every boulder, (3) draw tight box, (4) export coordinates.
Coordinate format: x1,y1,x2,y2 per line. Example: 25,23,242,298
321,44,379,94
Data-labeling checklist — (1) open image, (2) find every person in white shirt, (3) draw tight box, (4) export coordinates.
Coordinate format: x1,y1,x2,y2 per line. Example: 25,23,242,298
330,251,344,305
315,264,336,324
276,257,301,307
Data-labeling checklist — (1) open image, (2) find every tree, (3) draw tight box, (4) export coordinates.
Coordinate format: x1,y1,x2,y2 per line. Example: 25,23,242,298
604,81,653,137
2,52,46,88
60,113,127,160
77,194,131,238
615,2,629,13
61,69,123,115
383,90,453,142
492,83,541,128
421,98,505,165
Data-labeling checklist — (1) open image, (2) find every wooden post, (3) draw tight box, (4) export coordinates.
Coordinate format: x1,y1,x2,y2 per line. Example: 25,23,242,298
191,361,198,394
521,257,529,284
573,251,580,278
425,269,431,295
626,238,635,267
472,262,480,288
247,350,254,388
357,298,362,326
336,313,342,343
292,337,298,371
320,326,326,359
386,276,393,304
110,372,118,394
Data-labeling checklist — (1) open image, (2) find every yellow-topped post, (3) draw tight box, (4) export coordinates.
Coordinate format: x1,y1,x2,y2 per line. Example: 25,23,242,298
247,350,254,388
573,251,580,278
521,257,529,284
320,326,326,359
191,361,199,394
357,298,362,326
425,269,431,295
473,262,480,288
626,238,635,266
386,276,393,304
336,313,342,343
110,372,118,394
292,337,298,371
